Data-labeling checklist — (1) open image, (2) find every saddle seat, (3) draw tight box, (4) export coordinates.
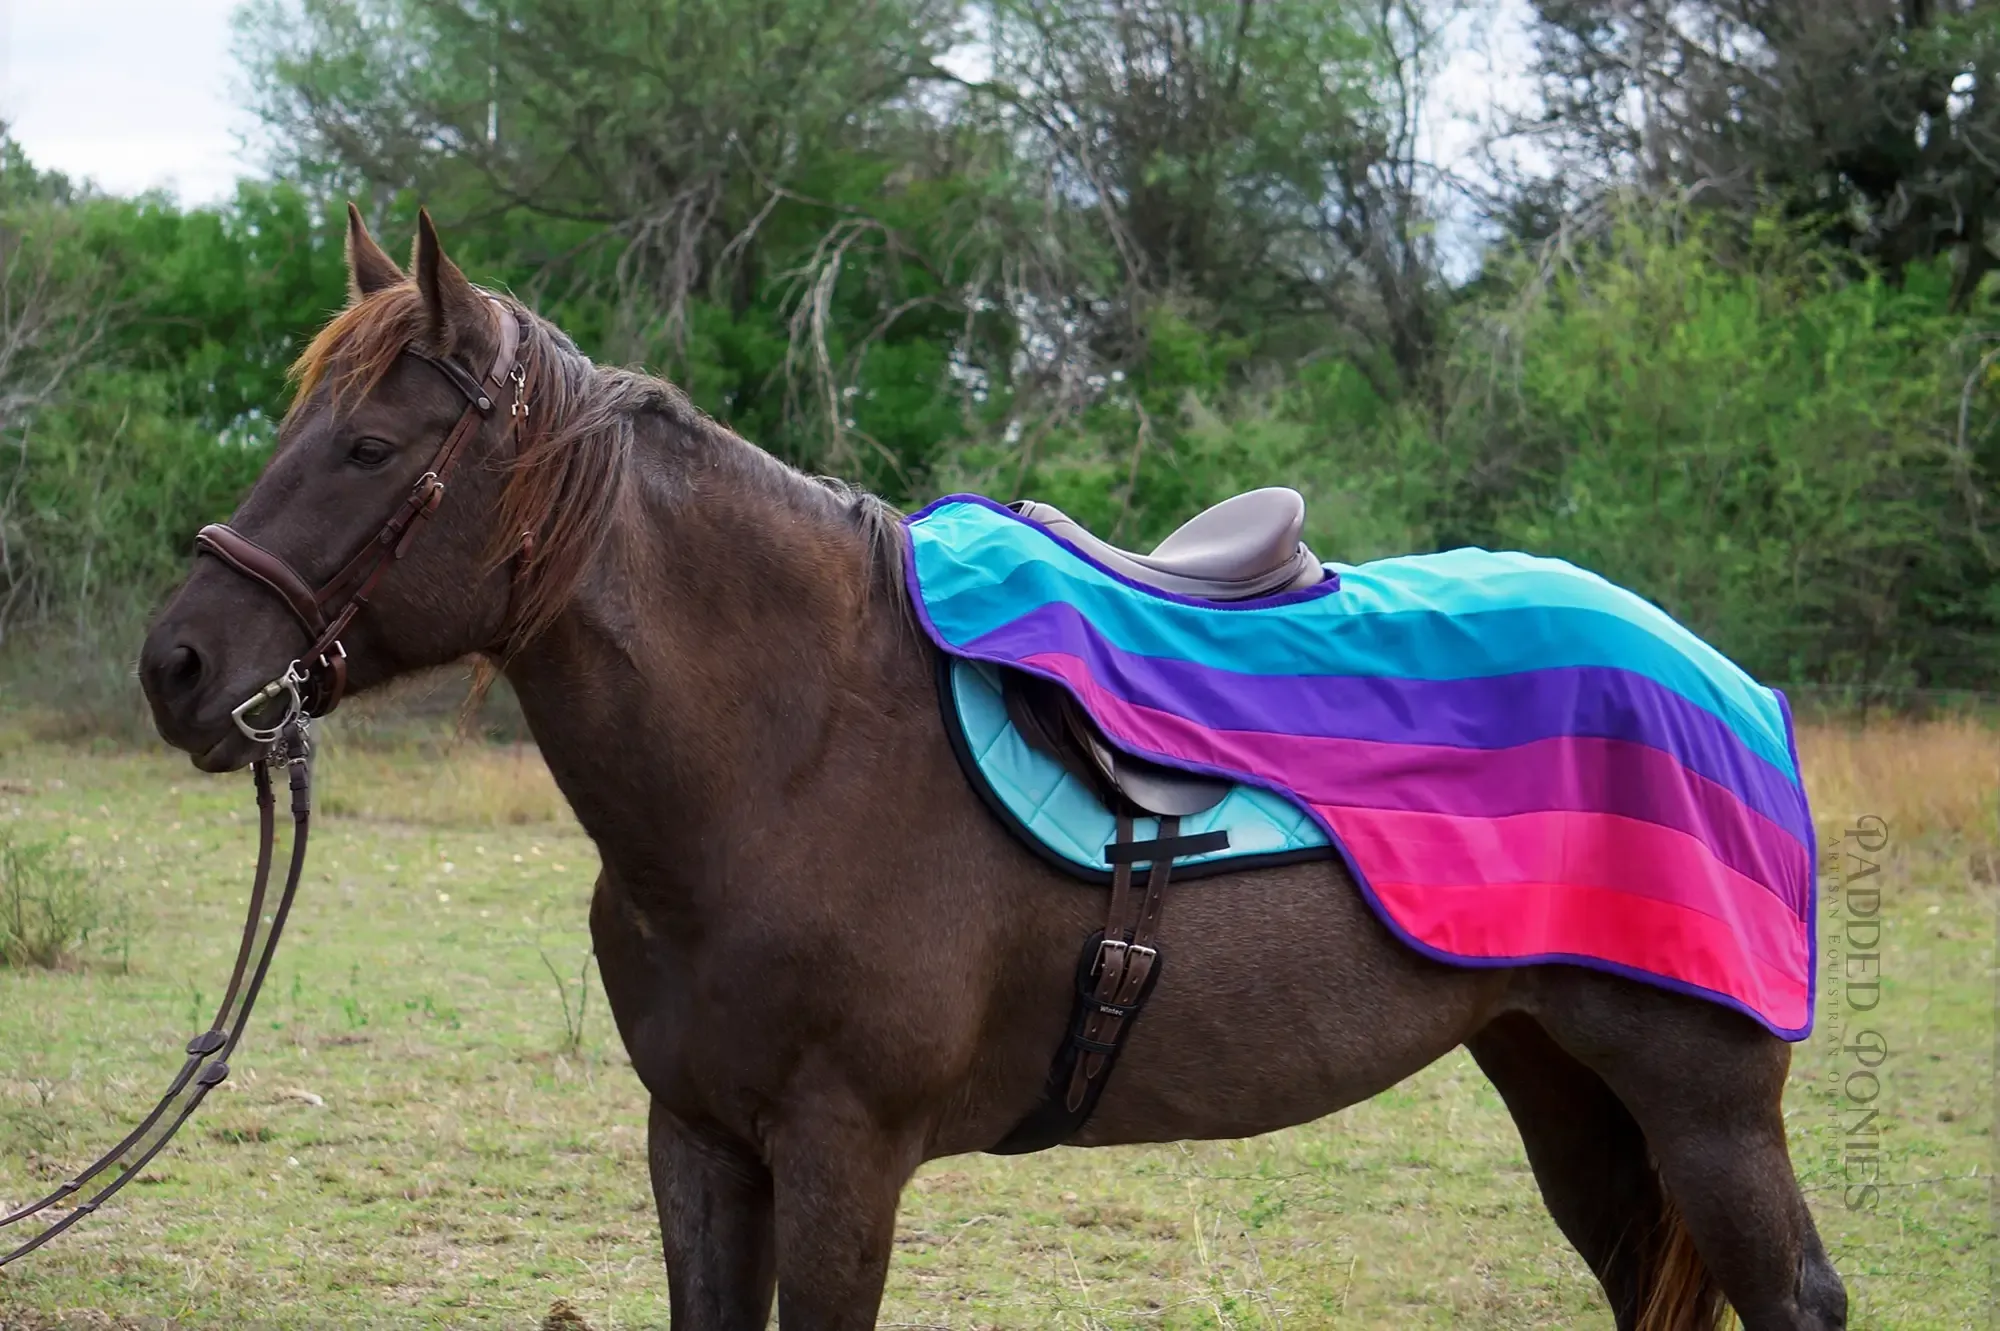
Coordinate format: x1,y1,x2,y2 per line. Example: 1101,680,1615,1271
1009,486,1325,601
1001,487,1328,819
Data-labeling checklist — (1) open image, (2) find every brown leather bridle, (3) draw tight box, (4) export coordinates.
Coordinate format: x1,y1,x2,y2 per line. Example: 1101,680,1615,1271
195,299,525,737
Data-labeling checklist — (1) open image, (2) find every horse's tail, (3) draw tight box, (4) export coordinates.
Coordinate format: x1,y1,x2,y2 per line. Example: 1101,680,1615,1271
1636,1186,1731,1331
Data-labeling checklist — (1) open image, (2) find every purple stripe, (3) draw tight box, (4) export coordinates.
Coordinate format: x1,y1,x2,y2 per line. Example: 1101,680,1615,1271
962,601,1813,852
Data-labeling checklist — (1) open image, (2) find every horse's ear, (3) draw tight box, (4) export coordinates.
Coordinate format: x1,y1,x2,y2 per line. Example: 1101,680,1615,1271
345,203,404,301
412,208,491,360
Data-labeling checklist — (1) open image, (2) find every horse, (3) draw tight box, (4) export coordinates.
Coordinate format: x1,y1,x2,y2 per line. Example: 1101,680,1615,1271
137,207,1847,1330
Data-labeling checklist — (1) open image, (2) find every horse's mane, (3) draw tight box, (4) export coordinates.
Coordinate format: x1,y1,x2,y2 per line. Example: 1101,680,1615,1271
288,286,906,652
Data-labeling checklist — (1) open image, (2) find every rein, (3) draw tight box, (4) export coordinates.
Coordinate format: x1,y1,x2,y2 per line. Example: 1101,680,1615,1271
0,721,311,1268
0,303,526,1268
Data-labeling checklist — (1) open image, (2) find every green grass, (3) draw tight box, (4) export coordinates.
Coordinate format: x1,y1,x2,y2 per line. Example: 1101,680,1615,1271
0,719,1991,1328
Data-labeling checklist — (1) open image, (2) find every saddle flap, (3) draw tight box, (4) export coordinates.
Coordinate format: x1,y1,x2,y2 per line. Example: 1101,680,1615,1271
1001,670,1230,818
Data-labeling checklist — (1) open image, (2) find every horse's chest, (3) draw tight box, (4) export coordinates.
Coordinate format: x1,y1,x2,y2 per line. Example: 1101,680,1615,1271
587,876,848,1115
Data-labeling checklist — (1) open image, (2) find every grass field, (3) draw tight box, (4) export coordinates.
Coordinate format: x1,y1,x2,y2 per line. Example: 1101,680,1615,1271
0,713,1993,1328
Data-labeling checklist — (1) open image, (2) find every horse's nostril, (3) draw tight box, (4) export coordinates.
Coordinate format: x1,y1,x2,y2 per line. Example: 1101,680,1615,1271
161,643,205,695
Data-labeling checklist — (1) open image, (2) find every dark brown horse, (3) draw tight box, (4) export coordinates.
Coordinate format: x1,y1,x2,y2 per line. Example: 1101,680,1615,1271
137,210,1846,1330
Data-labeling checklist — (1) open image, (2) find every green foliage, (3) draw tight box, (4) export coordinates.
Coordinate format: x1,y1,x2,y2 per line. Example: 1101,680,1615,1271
0,829,107,968
0,179,347,642
3,1,1998,699
1445,208,2000,686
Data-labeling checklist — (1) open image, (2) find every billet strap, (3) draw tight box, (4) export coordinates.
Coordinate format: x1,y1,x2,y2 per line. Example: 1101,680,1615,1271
1064,814,1178,1112
0,721,314,1267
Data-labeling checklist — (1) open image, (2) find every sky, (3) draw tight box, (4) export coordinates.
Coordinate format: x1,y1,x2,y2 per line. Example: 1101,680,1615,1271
1,0,252,204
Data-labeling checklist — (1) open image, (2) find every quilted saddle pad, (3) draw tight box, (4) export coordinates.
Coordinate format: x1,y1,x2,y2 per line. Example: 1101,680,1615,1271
905,494,1818,1039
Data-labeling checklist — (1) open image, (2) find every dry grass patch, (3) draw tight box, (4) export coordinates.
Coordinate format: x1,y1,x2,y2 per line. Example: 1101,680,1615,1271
1795,715,1999,846
314,738,570,827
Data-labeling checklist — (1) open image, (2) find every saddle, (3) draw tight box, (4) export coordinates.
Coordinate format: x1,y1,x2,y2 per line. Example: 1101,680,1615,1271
1010,486,1325,602
1000,488,1324,820
985,487,1325,1154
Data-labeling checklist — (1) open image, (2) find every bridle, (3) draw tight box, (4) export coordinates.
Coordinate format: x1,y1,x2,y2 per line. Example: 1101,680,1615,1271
195,298,525,740
0,298,526,1268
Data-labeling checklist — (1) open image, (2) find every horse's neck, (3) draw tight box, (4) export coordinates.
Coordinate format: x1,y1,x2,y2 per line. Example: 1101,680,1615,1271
501,422,919,895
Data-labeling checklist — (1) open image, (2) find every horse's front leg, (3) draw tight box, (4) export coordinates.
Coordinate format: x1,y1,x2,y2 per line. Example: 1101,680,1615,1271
767,1103,924,1330
649,1102,777,1330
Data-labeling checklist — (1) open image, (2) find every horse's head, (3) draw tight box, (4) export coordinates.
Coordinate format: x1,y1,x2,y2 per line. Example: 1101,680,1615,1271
141,208,527,770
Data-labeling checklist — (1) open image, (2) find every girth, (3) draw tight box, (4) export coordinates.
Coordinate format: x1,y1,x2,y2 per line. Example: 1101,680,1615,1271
984,666,1230,1154
195,304,523,722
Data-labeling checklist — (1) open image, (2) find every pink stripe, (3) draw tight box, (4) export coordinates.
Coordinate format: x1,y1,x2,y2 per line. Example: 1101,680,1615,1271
1371,878,1811,1032
1317,805,1809,978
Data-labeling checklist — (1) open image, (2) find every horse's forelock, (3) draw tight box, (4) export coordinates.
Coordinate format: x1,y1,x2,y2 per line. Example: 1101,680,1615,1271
285,285,436,426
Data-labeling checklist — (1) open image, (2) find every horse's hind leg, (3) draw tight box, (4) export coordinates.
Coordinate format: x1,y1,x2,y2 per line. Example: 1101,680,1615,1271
1468,1012,1662,1327
1533,972,1848,1331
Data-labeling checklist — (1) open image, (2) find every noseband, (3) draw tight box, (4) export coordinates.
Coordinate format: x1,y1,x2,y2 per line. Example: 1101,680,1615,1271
194,299,525,739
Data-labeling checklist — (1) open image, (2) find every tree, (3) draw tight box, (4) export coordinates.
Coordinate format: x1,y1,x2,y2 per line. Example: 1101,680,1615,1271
1519,0,2000,306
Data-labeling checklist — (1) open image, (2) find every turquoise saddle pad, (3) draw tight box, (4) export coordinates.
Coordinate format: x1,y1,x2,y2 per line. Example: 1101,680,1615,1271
939,657,1331,881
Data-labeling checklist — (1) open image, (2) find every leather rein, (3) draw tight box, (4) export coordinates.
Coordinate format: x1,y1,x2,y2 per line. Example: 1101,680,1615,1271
0,303,524,1268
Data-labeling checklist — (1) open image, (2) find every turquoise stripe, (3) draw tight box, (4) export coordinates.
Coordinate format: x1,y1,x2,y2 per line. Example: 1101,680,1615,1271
911,499,1794,777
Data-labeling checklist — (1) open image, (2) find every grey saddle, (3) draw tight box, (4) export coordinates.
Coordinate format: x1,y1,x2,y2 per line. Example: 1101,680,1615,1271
1009,486,1324,600
1000,487,1326,818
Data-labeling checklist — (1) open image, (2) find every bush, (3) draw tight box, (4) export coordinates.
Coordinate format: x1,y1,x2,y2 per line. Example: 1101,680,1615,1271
0,830,110,968
1446,206,2000,687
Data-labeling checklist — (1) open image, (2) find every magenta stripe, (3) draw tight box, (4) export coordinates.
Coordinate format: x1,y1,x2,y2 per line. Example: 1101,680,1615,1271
1273,731,1804,914
1019,650,1814,919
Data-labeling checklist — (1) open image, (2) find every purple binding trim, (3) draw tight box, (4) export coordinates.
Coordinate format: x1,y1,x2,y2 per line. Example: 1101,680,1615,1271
1776,687,1820,1038
901,497,1817,1042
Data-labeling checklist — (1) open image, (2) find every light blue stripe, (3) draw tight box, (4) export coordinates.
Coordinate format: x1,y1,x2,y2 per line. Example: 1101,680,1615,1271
911,499,1794,777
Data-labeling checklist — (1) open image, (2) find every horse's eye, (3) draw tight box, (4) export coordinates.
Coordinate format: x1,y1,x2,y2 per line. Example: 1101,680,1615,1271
348,437,394,468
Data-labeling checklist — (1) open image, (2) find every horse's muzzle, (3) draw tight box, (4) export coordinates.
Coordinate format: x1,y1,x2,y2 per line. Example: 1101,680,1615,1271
139,618,273,772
